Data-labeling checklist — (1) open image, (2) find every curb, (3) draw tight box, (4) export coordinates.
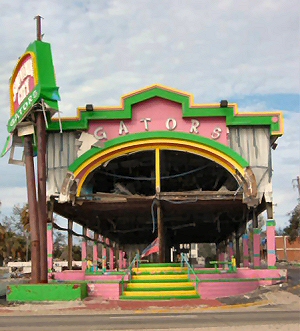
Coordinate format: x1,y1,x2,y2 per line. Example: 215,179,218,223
133,299,271,314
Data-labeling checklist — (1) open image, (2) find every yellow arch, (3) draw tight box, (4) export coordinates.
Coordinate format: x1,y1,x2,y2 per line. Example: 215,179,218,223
74,139,248,197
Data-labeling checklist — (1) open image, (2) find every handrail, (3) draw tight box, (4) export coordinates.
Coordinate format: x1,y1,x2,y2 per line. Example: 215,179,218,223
120,253,140,294
180,253,201,295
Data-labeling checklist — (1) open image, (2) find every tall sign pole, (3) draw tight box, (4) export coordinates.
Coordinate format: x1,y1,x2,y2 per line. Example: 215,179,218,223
2,16,60,283
24,135,41,283
35,15,48,283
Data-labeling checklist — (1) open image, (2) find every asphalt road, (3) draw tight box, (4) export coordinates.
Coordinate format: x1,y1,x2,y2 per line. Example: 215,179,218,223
0,310,299,331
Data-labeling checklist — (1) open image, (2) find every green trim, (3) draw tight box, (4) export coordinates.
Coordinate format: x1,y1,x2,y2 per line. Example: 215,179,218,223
7,283,87,302
268,266,277,269
253,228,261,234
47,85,282,137
47,254,53,257
253,254,260,257
267,220,276,227
120,294,200,300
69,131,249,173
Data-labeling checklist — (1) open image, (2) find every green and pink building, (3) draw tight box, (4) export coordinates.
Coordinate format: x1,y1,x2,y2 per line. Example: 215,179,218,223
2,29,286,302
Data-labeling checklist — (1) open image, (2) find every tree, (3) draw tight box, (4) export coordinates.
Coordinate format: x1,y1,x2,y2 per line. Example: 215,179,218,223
283,203,300,242
0,204,31,263
53,231,67,259
60,245,82,261
276,227,285,236
0,221,27,262
1,204,30,235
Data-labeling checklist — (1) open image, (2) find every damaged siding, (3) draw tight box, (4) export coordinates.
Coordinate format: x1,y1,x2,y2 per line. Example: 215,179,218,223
47,132,78,196
229,126,272,203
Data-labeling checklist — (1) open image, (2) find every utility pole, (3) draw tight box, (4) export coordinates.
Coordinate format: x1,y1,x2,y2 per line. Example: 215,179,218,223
292,176,300,202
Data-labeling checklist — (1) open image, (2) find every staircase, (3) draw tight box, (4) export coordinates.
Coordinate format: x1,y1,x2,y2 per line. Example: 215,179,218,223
120,263,200,300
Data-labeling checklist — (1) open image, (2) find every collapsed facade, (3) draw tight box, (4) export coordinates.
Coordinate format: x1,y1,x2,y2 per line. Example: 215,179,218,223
45,85,283,267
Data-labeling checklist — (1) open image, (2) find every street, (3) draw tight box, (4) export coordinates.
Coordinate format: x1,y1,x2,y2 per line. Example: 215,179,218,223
0,310,299,331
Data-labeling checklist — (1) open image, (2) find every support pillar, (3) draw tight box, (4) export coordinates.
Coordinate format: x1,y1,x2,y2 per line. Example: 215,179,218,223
102,238,107,273
81,227,87,272
36,111,48,283
266,219,276,268
157,202,165,263
24,135,40,284
93,233,98,272
229,240,234,259
235,234,241,267
119,249,123,270
242,234,249,267
219,252,225,262
123,251,127,269
105,238,112,270
253,228,261,268
47,222,53,276
67,220,73,270
110,242,115,270
115,244,120,270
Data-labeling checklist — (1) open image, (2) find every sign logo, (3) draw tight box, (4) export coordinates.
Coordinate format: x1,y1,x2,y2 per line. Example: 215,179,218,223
10,52,38,116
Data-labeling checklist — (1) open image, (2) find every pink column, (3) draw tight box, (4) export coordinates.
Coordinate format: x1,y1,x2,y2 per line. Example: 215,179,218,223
93,234,98,272
123,251,127,269
102,238,107,272
229,241,234,258
242,234,249,267
47,222,53,276
105,238,112,270
110,243,115,270
253,228,261,268
266,219,276,268
81,228,87,272
219,252,225,268
119,250,123,270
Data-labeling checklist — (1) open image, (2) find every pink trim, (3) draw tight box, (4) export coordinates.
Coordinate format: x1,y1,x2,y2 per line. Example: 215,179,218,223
119,250,123,270
243,237,249,267
102,241,107,271
253,231,261,268
53,267,286,300
93,236,98,271
81,239,87,272
110,245,115,270
47,223,53,274
87,283,121,300
267,225,276,267
87,98,228,145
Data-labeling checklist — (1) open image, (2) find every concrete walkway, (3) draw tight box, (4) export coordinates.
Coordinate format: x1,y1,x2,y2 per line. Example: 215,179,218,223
0,278,299,316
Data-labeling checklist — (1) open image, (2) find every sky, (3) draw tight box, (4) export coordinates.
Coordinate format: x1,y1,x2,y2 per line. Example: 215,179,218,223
0,0,299,233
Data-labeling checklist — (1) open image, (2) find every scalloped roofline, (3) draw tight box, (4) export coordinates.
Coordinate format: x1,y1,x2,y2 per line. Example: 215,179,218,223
47,84,283,137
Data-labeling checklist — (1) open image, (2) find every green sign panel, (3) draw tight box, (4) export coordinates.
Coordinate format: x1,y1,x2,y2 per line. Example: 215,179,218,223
7,40,60,133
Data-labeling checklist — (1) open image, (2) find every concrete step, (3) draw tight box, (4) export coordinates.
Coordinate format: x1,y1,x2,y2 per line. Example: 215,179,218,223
132,266,187,274
132,274,189,281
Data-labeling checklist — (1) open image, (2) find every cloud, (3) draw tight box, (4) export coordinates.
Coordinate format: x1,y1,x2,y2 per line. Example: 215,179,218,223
0,0,299,230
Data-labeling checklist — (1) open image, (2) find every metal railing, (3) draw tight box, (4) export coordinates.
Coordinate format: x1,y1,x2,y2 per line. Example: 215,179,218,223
120,253,140,294
180,253,201,294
